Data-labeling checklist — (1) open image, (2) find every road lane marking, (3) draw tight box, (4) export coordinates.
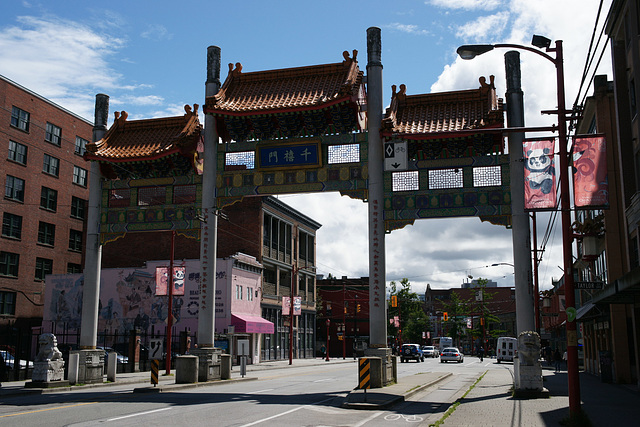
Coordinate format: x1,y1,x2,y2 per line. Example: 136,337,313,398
353,411,384,426
106,407,171,421
0,402,97,418
245,388,274,394
238,397,334,427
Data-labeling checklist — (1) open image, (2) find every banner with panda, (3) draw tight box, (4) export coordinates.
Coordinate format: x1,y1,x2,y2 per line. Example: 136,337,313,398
572,135,608,208
523,138,556,210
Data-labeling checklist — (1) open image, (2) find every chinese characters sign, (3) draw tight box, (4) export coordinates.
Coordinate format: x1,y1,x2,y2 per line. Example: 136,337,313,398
258,142,321,169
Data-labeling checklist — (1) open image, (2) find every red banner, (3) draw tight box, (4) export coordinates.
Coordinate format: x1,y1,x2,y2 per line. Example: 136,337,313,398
523,138,556,210
573,135,608,208
155,266,186,296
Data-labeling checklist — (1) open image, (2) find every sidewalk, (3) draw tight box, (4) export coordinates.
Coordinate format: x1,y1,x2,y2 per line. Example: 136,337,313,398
440,365,640,427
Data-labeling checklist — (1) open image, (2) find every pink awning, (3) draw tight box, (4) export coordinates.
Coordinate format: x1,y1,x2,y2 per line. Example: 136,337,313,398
231,314,274,334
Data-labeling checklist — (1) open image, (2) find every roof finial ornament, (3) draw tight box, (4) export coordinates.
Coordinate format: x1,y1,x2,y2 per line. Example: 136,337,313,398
114,111,128,124
184,104,200,117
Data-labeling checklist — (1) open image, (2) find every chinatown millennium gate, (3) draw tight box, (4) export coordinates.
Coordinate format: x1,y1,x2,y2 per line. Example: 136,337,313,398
201,28,509,383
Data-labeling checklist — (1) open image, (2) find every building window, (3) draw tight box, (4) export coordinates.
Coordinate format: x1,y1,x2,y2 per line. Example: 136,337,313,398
40,186,58,211
67,263,82,274
109,188,131,207
247,287,254,301
392,171,419,191
73,166,87,187
71,196,86,219
11,106,29,132
75,136,88,155
2,213,22,239
8,140,28,165
429,168,464,189
473,166,502,187
328,144,360,164
37,221,56,246
138,186,166,206
0,291,16,315
173,185,197,204
236,284,243,300
45,122,62,146
35,257,53,281
69,229,83,252
0,252,19,277
5,175,25,202
225,151,255,170
43,154,60,177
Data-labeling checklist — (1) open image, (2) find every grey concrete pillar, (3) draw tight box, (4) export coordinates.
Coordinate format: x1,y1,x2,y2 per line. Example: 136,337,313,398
198,46,221,348
80,93,108,349
366,27,387,348
504,51,536,334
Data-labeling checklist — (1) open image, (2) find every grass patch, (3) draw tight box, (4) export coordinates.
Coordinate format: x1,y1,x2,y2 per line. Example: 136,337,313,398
429,371,487,427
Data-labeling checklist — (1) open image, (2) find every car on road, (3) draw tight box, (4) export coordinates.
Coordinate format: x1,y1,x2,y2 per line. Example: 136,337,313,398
400,344,424,362
422,345,438,358
440,347,464,363
1,349,33,369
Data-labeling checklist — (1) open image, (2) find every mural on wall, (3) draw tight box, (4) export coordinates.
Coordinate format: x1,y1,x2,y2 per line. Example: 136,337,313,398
43,260,213,335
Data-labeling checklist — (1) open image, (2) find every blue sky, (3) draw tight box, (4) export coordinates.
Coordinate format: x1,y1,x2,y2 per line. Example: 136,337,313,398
0,0,613,293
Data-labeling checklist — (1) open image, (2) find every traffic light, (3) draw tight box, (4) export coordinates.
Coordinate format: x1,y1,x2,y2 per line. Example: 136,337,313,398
391,295,398,307
443,312,449,321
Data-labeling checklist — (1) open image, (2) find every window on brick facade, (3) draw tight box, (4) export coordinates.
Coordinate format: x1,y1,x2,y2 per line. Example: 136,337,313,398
38,221,55,246
0,252,19,277
236,284,243,300
71,196,86,219
75,136,88,155
5,175,25,202
109,188,130,207
0,291,16,315
67,263,82,274
11,106,29,132
35,257,53,281
40,186,58,211
45,122,62,146
73,166,87,187
69,229,82,252
173,185,196,204
43,154,60,177
138,186,166,206
8,140,27,165
2,212,22,239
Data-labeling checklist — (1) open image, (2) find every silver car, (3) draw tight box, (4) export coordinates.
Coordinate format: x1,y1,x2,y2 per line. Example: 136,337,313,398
422,345,437,358
440,347,464,363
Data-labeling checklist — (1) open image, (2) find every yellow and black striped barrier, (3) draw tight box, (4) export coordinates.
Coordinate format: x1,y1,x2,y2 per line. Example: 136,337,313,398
358,358,370,390
151,359,159,386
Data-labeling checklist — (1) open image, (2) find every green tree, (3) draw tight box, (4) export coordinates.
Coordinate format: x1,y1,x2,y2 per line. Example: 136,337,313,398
471,278,506,345
388,278,430,344
442,291,471,348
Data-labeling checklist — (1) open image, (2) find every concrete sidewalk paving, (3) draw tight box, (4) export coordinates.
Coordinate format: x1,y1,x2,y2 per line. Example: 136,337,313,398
440,366,640,427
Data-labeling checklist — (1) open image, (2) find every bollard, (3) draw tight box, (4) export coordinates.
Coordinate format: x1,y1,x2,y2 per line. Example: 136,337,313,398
107,352,117,382
68,352,79,385
175,355,199,384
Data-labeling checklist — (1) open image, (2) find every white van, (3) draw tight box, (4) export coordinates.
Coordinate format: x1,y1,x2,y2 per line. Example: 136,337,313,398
496,337,517,363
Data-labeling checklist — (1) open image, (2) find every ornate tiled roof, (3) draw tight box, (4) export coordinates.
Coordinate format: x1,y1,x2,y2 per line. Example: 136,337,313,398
204,51,366,142
382,76,504,137
84,105,203,179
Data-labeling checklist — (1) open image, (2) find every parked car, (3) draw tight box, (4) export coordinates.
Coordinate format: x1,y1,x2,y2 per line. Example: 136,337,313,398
97,347,128,364
0,350,33,369
440,347,464,363
422,345,437,358
401,344,424,363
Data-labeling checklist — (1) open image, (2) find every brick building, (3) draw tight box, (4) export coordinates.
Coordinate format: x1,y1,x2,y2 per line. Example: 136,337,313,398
1,75,92,327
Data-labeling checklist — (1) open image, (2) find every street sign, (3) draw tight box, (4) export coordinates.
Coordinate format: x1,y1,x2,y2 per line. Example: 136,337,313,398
149,339,163,360
384,140,407,171
574,281,604,290
237,339,249,356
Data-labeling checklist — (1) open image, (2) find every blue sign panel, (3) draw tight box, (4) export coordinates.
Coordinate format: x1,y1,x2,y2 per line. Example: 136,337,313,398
258,142,321,169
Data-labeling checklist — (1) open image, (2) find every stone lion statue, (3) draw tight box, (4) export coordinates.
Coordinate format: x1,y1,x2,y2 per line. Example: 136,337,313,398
518,331,541,366
35,333,63,362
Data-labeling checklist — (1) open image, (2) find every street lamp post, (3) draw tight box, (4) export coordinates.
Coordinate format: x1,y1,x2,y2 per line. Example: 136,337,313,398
458,36,580,415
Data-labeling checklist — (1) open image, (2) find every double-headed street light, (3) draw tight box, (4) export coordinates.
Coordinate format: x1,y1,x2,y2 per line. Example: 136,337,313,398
458,36,580,415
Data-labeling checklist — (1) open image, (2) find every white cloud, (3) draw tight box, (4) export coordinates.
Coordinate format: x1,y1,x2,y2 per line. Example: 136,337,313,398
385,22,431,36
141,24,172,41
427,0,504,11
0,15,125,120
456,12,509,42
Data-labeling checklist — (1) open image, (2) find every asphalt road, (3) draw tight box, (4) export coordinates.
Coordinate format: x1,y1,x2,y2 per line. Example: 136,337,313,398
0,355,506,426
